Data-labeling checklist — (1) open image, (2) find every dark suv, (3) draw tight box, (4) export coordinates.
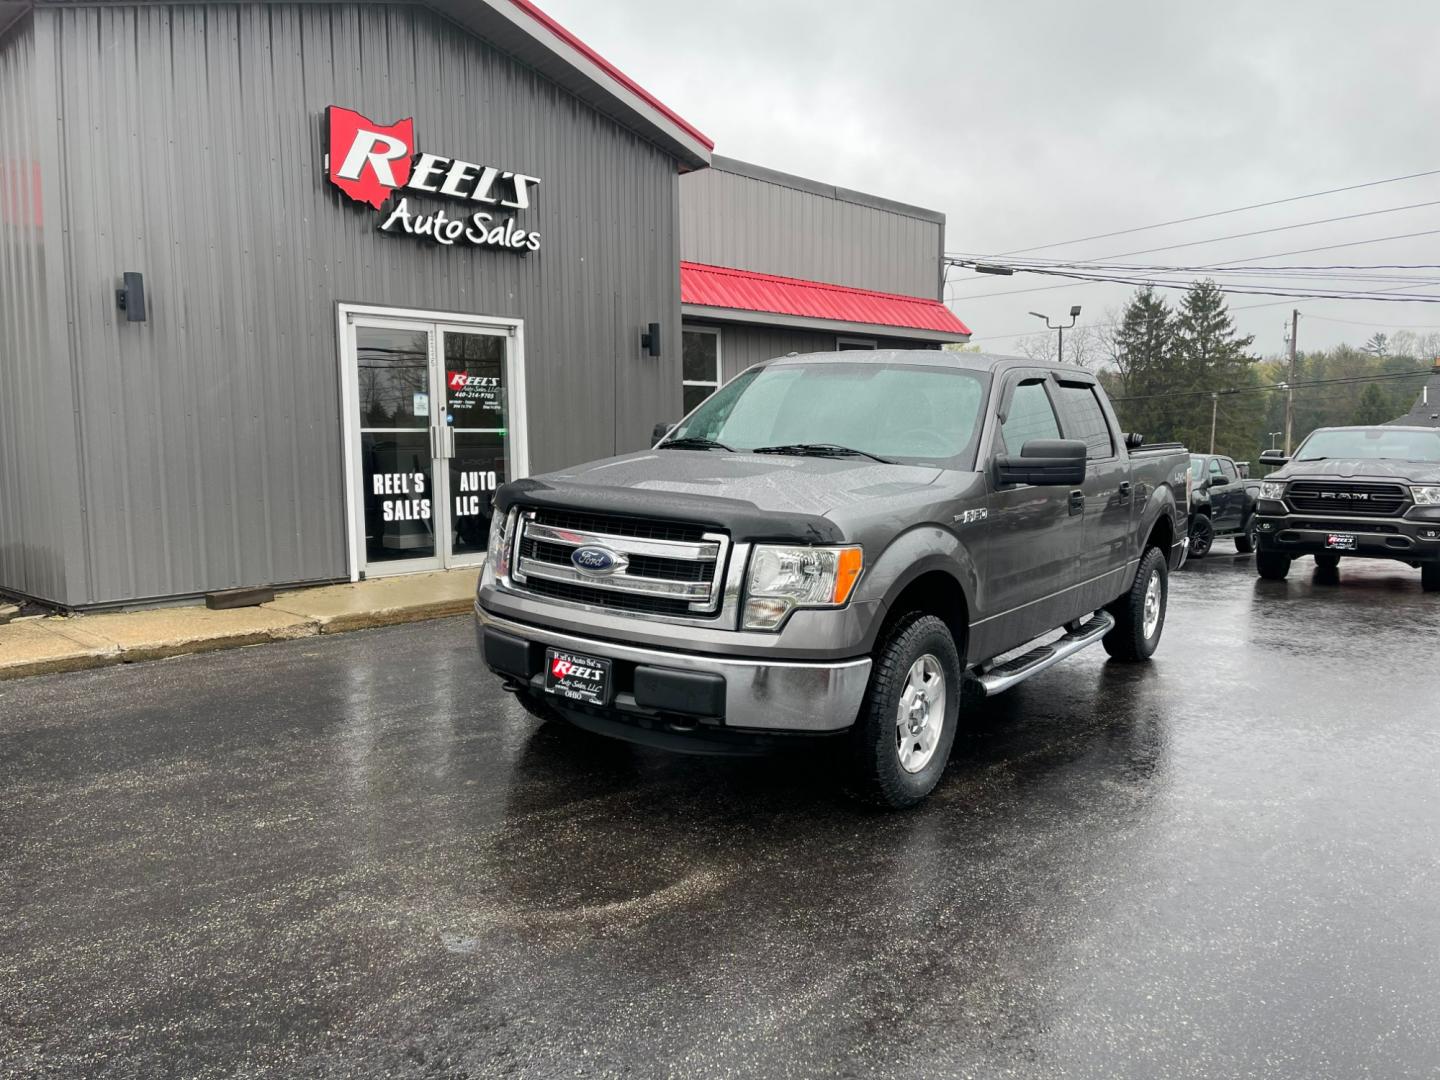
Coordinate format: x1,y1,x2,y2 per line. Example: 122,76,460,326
1253,425,1440,590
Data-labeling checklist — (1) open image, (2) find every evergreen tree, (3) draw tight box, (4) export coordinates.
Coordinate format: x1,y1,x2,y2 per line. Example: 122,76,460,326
1363,332,1390,357
1108,288,1174,441
1352,383,1393,425
1172,280,1261,457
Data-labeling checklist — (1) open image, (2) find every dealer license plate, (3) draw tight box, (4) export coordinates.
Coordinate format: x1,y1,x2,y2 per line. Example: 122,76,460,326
1326,534,1357,551
544,648,612,706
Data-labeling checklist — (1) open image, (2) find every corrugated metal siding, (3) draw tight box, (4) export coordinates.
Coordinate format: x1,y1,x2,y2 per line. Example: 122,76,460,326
680,166,943,299
43,3,682,606
690,321,939,384
0,18,69,602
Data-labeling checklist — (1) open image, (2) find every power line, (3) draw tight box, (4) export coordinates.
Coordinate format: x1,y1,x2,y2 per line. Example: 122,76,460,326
1109,367,1433,403
995,167,1440,256
945,228,1440,303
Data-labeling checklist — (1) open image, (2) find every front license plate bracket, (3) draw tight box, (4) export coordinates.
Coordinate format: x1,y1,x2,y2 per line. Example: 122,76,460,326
544,648,612,706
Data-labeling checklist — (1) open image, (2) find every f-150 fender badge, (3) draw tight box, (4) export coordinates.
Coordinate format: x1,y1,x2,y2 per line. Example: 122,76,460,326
954,508,988,525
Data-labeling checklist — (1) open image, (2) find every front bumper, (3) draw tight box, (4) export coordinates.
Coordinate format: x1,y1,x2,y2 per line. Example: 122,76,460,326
476,604,872,735
1254,511,1440,561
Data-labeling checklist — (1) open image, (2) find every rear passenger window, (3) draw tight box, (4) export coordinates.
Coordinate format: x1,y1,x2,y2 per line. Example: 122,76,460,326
1000,380,1061,454
1053,383,1114,458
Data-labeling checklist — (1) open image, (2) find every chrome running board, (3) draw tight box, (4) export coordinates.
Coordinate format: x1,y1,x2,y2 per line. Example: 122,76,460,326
973,611,1115,697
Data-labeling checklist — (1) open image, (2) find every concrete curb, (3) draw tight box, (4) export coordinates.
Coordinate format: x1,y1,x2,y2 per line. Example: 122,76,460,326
0,569,480,682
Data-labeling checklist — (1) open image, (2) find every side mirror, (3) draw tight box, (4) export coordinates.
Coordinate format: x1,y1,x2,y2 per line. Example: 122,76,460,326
1208,475,1228,489
996,438,1088,487
1259,449,1289,467
652,421,675,447
1124,432,1144,450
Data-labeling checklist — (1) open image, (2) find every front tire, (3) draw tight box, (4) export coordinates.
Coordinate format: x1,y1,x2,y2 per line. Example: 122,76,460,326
1423,564,1440,593
1188,515,1214,559
1103,546,1168,661
846,613,961,810
1257,550,1292,580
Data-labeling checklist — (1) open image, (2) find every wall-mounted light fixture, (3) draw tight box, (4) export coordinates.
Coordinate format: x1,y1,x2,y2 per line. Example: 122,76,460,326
640,322,661,357
116,272,146,322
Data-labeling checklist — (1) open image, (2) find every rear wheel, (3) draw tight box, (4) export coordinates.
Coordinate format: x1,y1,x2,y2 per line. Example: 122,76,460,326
1188,515,1214,559
1257,550,1291,580
847,613,961,810
1103,546,1168,661
1235,520,1257,554
1314,552,1341,571
1423,564,1440,593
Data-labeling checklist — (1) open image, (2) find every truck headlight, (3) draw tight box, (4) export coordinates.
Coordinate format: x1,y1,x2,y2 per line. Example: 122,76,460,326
479,507,514,588
1412,486,1440,506
742,545,863,630
1260,481,1286,501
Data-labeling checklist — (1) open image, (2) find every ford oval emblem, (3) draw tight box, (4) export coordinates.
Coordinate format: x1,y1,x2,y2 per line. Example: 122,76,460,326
570,545,627,576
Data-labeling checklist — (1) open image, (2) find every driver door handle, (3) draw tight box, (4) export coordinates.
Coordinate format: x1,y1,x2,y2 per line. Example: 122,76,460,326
1069,490,1085,516
1118,480,1132,502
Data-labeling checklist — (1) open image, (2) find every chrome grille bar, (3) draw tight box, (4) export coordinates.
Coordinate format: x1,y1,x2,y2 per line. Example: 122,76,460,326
524,521,721,562
515,557,713,599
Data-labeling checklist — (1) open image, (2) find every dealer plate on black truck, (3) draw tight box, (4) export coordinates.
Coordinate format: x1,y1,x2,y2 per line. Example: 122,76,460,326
544,648,612,706
1326,534,1358,551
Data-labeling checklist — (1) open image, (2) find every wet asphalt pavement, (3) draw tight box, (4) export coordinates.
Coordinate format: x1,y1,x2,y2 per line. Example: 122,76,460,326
3,552,1439,1079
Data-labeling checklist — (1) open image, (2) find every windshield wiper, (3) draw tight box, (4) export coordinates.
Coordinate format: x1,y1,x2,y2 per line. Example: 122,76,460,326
660,436,732,452
751,442,895,464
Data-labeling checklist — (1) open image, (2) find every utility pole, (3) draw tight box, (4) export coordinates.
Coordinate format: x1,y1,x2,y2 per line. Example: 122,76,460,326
1283,309,1299,454
1210,393,1219,454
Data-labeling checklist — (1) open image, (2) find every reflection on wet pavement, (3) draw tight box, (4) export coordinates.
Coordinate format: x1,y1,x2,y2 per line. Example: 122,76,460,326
2,552,1438,1078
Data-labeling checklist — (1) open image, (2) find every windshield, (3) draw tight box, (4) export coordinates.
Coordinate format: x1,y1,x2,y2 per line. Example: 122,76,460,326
1294,428,1440,463
666,362,990,468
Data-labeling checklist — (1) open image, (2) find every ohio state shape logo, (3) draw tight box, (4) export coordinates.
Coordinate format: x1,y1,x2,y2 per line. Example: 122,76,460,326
327,106,414,209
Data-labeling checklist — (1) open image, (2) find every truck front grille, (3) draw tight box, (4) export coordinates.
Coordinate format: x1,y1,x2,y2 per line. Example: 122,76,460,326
1285,481,1409,517
509,507,729,618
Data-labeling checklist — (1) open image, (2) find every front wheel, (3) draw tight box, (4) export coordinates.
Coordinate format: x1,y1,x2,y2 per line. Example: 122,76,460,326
846,613,961,810
1423,564,1440,593
1188,515,1214,559
1257,550,1292,580
1103,546,1168,661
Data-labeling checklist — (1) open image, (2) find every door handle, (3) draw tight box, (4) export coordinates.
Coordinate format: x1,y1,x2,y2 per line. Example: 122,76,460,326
1118,481,1132,502
1069,490,1085,516
430,426,442,461
444,426,456,459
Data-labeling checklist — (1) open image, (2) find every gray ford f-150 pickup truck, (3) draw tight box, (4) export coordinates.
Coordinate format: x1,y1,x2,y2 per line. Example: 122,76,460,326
477,351,1189,807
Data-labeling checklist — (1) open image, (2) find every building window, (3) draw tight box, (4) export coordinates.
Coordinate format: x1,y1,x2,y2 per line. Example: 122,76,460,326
837,336,877,351
682,327,721,413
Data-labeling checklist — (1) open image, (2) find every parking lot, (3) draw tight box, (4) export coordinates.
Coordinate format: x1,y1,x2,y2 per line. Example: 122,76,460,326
3,551,1439,1079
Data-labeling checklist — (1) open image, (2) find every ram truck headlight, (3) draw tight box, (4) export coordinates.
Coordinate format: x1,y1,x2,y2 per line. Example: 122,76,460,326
1411,485,1440,506
479,508,513,589
742,545,863,631
1260,481,1286,501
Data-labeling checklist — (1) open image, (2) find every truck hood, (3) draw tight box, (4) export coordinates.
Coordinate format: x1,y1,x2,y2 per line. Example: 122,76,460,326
1271,458,1440,485
495,449,942,543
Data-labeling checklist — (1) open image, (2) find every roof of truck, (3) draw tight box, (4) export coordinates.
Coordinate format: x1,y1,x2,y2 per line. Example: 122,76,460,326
760,350,1100,378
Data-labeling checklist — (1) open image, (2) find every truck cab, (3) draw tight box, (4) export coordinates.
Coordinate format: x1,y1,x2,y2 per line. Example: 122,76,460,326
477,351,1189,807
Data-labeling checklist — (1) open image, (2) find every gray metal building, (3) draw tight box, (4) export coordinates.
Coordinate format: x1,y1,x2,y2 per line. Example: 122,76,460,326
0,0,967,609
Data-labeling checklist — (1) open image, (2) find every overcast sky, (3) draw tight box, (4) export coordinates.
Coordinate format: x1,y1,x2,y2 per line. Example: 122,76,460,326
545,0,1440,359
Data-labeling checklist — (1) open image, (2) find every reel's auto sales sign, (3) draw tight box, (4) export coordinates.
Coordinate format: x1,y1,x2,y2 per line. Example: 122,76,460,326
325,106,542,251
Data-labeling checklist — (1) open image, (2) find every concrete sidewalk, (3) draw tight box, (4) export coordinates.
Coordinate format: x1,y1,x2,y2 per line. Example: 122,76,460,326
0,569,480,681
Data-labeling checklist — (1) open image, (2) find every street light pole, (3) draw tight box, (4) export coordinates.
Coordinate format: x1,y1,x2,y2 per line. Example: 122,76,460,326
1269,431,1282,450
1210,393,1219,454
1029,305,1083,364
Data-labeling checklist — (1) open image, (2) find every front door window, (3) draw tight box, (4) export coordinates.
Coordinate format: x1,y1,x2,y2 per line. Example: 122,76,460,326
345,313,524,577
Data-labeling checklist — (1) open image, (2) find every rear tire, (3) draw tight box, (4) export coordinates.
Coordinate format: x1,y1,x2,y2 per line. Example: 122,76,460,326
1423,564,1440,593
1257,550,1292,580
1102,546,1168,661
1234,521,1257,554
846,613,961,810
1188,515,1214,559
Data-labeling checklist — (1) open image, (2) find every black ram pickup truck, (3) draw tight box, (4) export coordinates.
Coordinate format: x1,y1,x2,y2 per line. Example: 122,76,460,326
1186,453,1259,557
1253,425,1440,590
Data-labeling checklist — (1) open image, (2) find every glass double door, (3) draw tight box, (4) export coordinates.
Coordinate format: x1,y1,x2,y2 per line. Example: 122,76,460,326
347,313,518,576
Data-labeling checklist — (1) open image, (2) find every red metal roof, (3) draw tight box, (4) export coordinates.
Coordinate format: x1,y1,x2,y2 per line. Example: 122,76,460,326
680,262,971,338
508,0,714,151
